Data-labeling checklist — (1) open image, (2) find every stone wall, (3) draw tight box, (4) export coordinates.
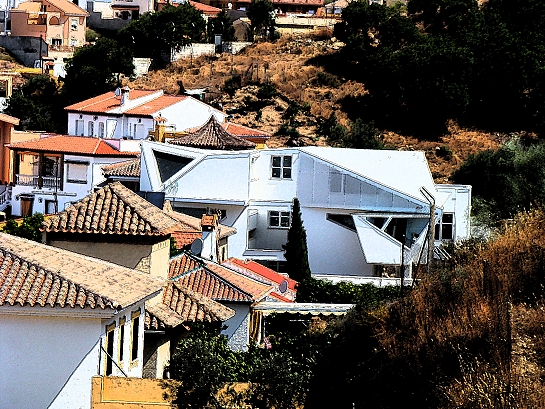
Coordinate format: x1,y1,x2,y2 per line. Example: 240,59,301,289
0,35,47,67
170,42,252,62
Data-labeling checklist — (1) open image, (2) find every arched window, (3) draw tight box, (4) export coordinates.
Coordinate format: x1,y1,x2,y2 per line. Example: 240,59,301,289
49,16,59,25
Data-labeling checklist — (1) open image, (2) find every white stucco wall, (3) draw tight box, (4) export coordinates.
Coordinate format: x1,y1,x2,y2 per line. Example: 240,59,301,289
0,312,105,409
159,98,226,132
221,303,250,351
249,149,299,202
436,184,472,242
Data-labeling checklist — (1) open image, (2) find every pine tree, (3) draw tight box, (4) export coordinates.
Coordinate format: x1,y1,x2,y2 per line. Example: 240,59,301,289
283,198,311,283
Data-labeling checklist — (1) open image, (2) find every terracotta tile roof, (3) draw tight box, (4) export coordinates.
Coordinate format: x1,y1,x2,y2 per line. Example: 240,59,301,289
169,253,273,303
46,0,89,15
102,158,141,178
7,135,138,156
238,0,323,4
64,90,158,113
124,95,189,116
0,113,20,126
169,116,255,150
188,0,221,15
222,122,271,139
145,281,235,330
42,182,181,236
0,233,163,310
224,258,297,291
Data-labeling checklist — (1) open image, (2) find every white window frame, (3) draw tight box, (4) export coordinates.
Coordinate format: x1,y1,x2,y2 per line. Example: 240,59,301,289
66,161,88,184
71,17,78,30
435,213,454,241
271,155,292,179
268,210,291,229
88,121,94,136
98,122,105,138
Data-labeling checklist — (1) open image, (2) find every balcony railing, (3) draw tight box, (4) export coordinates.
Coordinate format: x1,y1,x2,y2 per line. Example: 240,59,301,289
0,187,11,206
16,174,60,189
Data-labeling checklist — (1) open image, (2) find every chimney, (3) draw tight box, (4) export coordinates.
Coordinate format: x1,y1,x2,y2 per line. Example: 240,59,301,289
120,86,130,106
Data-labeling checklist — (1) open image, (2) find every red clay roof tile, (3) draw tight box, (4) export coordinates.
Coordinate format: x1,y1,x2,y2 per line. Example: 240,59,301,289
7,135,138,156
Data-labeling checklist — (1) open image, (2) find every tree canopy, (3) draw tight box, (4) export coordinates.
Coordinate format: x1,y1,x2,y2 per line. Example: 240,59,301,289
4,75,66,133
328,0,545,137
119,3,206,60
62,37,134,104
282,198,311,283
246,0,275,40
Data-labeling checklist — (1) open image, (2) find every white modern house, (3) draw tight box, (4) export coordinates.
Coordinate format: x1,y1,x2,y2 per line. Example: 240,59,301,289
0,233,164,409
64,88,226,140
139,142,472,282
7,135,138,216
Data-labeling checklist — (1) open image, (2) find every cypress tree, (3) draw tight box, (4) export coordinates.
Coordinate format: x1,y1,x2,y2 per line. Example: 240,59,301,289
283,198,311,282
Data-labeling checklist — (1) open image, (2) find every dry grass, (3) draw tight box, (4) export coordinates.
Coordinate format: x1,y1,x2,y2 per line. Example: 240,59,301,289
126,33,505,182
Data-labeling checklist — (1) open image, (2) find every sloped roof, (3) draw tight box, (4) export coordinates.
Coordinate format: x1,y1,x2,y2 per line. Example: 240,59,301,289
169,252,273,303
145,281,235,330
223,258,297,291
188,0,221,15
168,116,255,150
0,113,20,126
42,182,181,236
222,122,271,139
300,147,436,203
237,0,322,4
46,0,89,15
64,90,158,113
7,135,138,156
102,158,141,178
124,95,188,116
0,233,163,310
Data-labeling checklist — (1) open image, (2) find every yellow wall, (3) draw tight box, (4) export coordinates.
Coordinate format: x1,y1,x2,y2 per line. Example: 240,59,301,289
91,377,179,409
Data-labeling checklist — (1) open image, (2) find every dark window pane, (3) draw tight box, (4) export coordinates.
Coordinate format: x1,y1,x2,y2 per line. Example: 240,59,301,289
272,168,281,178
442,225,453,240
272,156,281,167
435,225,440,240
283,156,292,167
443,213,453,223
283,168,291,178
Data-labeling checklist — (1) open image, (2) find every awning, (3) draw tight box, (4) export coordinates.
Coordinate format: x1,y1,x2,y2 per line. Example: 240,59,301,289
252,302,354,316
353,214,402,264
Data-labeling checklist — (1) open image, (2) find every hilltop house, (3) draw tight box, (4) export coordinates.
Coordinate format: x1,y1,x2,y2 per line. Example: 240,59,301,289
7,135,138,216
64,88,226,140
0,233,164,409
138,142,472,282
10,0,89,49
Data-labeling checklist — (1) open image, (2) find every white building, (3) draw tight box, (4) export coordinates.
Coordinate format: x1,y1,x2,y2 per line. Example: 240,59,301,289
7,134,138,216
0,233,164,409
139,142,472,282
64,88,226,140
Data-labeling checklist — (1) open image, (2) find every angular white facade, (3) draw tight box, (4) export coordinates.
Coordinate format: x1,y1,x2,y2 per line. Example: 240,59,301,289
139,142,472,280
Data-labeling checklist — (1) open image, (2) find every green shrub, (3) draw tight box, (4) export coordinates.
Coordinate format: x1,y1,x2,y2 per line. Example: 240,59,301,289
224,74,242,97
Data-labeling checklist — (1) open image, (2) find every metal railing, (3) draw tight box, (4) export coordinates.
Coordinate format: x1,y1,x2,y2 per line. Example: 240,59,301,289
0,187,11,206
16,174,60,188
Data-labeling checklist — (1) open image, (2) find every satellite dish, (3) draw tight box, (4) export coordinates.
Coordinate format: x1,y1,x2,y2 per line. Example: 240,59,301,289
279,279,288,294
114,87,121,97
190,238,203,256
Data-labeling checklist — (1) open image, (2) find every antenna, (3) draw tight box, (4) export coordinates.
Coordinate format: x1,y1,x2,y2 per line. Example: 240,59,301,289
190,238,203,256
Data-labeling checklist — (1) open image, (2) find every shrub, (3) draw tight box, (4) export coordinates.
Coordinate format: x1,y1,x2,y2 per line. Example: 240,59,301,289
224,74,242,97
256,82,277,100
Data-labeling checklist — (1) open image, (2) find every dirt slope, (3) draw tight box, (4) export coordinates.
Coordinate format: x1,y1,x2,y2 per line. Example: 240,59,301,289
127,32,503,183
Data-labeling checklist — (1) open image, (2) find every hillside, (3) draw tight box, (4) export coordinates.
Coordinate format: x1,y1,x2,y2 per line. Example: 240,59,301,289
127,32,506,183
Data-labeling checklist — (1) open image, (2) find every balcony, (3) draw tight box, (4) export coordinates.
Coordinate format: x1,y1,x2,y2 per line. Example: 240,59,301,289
16,174,60,189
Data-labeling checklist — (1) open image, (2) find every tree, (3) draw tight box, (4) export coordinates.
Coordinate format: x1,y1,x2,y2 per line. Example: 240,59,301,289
62,37,134,104
282,198,311,283
119,4,206,61
2,213,45,242
4,75,65,133
207,10,235,43
246,0,275,40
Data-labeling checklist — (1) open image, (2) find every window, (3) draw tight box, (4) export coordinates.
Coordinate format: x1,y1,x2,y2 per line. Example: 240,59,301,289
271,155,292,179
71,17,78,30
66,161,88,184
88,121,94,136
268,210,291,228
75,119,84,135
435,213,454,241
98,122,105,138
326,213,356,231
130,310,140,362
105,323,115,376
119,317,126,362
